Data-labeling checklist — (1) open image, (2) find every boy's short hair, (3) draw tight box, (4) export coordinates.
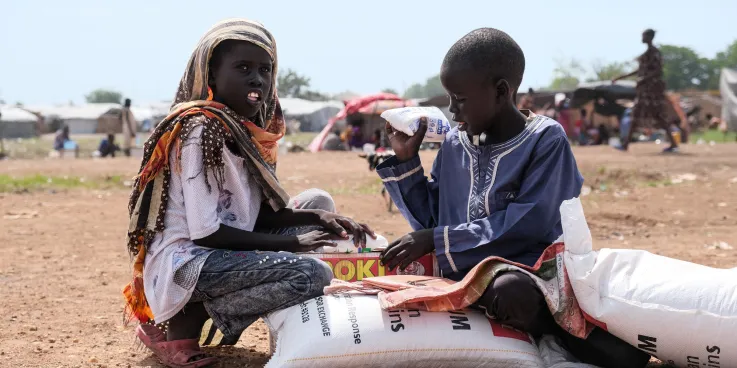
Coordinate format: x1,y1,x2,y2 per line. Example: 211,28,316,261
644,29,656,38
442,28,525,91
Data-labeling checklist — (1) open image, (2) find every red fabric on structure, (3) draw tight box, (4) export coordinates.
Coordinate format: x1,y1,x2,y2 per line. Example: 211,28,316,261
308,93,410,152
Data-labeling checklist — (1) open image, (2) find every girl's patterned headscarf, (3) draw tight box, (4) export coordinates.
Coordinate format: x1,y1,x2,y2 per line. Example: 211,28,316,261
173,18,279,128
123,18,289,324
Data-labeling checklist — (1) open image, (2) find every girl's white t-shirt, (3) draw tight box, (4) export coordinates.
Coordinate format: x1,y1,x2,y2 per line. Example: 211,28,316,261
143,124,263,322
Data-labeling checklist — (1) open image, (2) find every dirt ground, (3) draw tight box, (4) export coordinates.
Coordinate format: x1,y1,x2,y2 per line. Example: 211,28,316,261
1,143,736,367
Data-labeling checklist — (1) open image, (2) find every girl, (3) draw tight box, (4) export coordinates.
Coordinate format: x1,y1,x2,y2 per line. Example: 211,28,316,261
123,19,373,367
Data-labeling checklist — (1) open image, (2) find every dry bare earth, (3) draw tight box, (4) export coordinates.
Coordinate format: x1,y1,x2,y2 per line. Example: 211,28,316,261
1,143,736,367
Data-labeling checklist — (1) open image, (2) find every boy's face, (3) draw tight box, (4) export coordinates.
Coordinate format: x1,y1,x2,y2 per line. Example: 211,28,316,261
210,41,273,120
440,66,500,136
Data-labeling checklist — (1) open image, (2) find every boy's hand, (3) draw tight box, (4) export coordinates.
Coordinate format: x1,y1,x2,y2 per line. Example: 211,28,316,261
386,117,427,162
380,229,434,271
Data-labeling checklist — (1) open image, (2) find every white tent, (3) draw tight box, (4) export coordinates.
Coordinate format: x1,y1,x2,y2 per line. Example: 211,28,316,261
25,103,120,134
0,105,38,138
721,68,737,133
280,98,344,132
25,103,161,134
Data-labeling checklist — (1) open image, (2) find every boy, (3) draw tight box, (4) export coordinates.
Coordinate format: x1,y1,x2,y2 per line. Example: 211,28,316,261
377,28,649,368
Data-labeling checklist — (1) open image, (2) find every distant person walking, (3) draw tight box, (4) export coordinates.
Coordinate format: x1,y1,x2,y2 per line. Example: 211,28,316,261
612,29,679,153
121,98,138,157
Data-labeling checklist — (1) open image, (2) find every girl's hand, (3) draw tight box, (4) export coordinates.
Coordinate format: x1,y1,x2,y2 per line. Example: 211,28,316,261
313,210,376,248
294,231,343,252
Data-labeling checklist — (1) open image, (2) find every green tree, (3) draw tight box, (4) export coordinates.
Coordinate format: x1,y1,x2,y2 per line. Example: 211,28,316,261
548,59,586,90
708,39,737,89
277,69,311,98
402,83,426,99
423,75,445,98
299,90,330,101
714,39,737,69
85,89,122,104
589,60,635,82
402,75,446,99
660,45,715,90
381,88,399,95
277,69,329,101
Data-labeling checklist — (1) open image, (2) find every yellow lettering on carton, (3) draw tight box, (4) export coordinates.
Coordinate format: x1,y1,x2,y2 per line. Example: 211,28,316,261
334,260,356,281
356,260,375,280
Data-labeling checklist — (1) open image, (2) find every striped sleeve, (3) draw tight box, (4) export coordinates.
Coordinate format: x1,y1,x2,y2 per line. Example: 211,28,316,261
376,154,441,231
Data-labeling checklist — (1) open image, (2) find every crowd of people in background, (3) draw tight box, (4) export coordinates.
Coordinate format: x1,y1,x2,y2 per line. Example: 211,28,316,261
50,26,732,161
517,91,612,147
321,117,385,152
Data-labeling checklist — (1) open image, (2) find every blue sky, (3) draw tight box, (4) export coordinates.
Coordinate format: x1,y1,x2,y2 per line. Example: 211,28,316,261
1,0,736,104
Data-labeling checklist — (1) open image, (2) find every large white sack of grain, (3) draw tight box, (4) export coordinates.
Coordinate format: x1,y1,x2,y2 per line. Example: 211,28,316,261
263,294,544,367
561,197,737,368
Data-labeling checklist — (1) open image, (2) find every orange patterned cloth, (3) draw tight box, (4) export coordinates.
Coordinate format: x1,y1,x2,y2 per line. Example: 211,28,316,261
326,243,595,339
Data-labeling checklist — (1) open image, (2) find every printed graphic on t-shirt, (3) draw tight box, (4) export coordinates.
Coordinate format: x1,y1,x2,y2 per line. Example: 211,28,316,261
217,189,238,223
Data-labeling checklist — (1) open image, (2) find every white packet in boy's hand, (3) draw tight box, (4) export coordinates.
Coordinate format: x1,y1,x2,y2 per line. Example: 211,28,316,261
380,106,451,142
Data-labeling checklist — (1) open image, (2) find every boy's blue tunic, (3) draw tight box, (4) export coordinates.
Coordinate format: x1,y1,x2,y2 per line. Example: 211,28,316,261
377,114,583,279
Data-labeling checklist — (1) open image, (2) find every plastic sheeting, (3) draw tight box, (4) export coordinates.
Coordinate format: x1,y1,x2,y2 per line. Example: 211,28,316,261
721,68,737,132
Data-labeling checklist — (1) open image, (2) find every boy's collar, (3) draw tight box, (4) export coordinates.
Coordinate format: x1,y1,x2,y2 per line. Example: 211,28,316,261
475,109,536,146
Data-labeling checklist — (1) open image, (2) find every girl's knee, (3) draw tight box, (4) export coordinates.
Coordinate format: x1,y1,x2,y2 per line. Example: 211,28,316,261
291,188,336,212
291,258,333,296
311,259,334,289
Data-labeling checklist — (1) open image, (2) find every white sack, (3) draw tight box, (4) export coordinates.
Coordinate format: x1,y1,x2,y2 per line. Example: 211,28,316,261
264,294,544,367
562,197,737,368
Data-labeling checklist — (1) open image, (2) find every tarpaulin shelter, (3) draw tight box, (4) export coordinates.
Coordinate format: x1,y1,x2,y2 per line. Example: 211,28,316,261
721,68,737,133
572,80,686,126
308,93,415,152
280,98,344,132
571,81,637,116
